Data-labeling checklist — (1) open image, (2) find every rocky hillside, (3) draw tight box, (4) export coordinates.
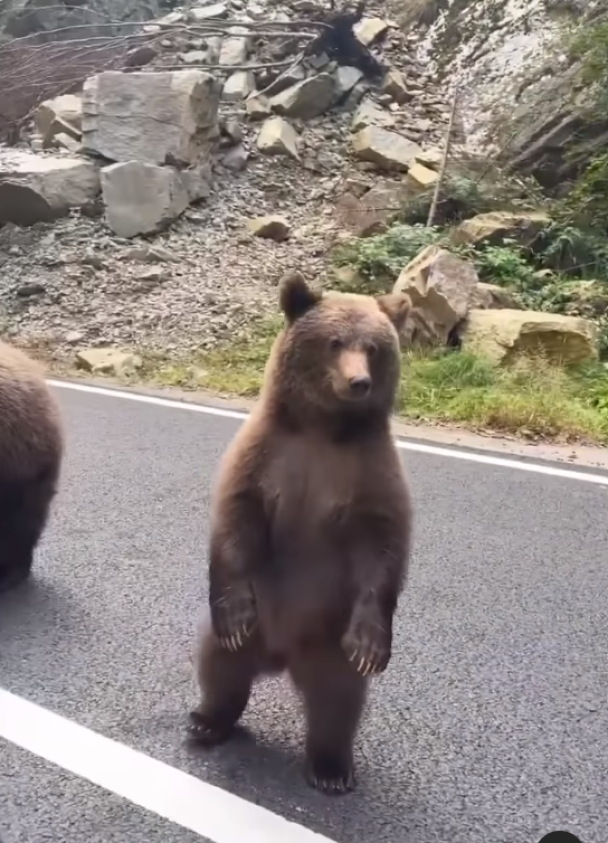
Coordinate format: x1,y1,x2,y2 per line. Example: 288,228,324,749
0,0,455,362
0,0,606,386
401,0,603,188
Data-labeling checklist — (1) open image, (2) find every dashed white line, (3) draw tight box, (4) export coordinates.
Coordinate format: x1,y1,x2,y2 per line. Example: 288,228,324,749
48,378,608,487
0,688,337,843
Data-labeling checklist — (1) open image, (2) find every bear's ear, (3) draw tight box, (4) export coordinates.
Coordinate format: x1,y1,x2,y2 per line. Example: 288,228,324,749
279,271,322,323
376,292,412,333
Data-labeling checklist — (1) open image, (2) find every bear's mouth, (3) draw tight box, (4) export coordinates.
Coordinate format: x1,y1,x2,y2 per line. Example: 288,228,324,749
340,389,373,406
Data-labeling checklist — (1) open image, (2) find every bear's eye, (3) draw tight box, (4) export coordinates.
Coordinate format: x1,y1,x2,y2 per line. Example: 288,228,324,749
329,337,343,351
367,343,378,357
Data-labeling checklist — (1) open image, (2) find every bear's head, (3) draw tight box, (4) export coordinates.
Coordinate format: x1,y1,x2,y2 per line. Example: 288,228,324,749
266,271,412,428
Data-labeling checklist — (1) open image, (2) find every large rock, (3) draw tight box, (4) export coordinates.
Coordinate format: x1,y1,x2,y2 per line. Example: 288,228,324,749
246,93,272,120
462,309,599,365
415,148,443,170
189,3,229,20
336,180,411,237
269,74,337,120
352,127,422,172
34,94,83,148
247,215,291,241
75,348,142,377
256,116,299,159
354,16,389,46
351,100,395,132
451,211,551,249
0,149,100,226
407,161,438,189
560,279,608,320
81,70,221,166
262,65,306,98
470,282,521,311
100,161,191,238
222,71,254,102
2,0,162,39
218,29,251,65
504,62,601,191
381,69,410,104
393,246,479,344
332,66,364,103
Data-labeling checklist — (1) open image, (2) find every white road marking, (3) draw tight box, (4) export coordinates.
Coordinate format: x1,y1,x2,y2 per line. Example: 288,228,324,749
0,688,337,843
48,379,608,487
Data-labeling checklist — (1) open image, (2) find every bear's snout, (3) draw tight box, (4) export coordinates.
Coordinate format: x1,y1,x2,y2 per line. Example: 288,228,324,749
348,375,371,399
334,349,372,401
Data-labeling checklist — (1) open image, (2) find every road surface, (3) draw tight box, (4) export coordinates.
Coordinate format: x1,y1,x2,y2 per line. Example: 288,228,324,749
1,382,607,843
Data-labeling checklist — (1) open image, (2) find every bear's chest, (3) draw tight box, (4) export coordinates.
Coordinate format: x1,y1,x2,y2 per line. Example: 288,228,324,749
261,435,362,536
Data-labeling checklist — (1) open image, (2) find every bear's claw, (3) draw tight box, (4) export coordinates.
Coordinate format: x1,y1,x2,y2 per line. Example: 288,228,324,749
305,757,356,796
342,623,391,677
211,584,257,651
186,711,234,747
217,624,253,652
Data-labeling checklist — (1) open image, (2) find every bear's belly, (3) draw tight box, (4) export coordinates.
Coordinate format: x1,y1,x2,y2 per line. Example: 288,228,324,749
254,438,368,652
253,534,355,654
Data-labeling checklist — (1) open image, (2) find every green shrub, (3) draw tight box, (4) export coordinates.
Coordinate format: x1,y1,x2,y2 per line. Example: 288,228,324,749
330,214,608,359
536,221,608,277
400,172,545,227
559,16,608,229
558,154,608,231
454,240,539,290
570,360,608,421
331,224,446,290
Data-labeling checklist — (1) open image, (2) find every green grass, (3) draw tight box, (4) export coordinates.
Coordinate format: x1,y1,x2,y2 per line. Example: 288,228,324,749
402,350,608,441
135,317,608,444
136,317,282,398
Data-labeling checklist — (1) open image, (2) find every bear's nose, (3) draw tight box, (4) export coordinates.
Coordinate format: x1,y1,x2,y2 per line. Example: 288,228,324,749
348,375,371,397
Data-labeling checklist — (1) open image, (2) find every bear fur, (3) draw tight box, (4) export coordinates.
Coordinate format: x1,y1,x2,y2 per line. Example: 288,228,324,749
0,340,64,593
188,272,414,795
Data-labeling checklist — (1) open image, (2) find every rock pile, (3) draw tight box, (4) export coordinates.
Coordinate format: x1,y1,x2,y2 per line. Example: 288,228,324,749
393,211,601,365
0,0,453,359
2,68,219,237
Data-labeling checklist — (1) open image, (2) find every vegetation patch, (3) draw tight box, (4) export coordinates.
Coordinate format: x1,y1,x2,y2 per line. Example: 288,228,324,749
135,317,282,399
131,188,608,444
134,316,608,445
328,216,608,359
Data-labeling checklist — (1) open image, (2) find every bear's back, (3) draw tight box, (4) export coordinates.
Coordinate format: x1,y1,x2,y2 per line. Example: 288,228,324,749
0,340,63,475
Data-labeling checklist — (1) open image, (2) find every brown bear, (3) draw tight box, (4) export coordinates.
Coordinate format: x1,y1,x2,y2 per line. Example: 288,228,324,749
0,340,64,593
188,272,414,795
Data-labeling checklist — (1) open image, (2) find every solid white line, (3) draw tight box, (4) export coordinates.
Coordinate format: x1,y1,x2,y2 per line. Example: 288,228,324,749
0,688,337,843
47,378,249,421
47,379,608,487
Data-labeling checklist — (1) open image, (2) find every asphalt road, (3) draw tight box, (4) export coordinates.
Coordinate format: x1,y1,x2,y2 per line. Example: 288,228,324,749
1,383,607,843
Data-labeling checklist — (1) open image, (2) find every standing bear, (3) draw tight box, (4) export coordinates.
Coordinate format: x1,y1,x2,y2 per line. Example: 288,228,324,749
0,340,63,593
188,271,414,795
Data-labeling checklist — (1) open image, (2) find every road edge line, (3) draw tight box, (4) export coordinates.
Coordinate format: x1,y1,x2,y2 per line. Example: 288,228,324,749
47,379,608,486
0,688,337,843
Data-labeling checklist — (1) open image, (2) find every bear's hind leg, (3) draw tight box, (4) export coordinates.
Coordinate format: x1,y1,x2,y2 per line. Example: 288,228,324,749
0,472,57,594
289,646,367,796
188,619,258,746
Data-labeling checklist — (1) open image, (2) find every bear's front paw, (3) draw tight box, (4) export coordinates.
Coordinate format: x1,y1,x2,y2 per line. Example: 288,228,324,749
210,583,257,652
341,619,391,677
